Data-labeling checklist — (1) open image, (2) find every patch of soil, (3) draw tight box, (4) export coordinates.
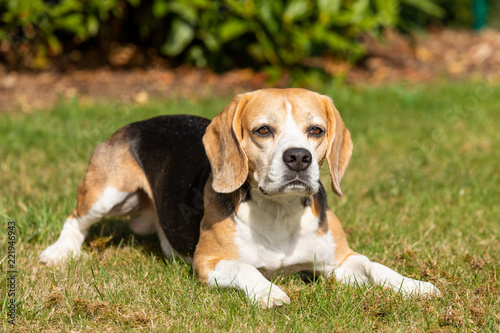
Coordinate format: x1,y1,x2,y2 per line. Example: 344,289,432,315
1,28,499,113
0,65,268,112
351,28,500,83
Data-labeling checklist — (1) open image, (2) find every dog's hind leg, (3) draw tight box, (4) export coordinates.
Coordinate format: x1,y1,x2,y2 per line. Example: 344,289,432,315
39,186,132,265
129,203,158,235
128,200,181,261
40,128,153,265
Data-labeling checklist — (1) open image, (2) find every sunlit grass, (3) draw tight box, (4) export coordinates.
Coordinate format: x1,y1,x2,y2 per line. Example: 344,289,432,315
1,81,499,331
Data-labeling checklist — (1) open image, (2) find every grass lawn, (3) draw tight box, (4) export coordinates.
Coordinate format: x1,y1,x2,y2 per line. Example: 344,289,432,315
1,81,499,332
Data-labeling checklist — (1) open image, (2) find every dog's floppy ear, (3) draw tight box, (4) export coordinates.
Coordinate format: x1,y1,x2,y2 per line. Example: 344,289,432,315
323,95,353,197
203,94,250,193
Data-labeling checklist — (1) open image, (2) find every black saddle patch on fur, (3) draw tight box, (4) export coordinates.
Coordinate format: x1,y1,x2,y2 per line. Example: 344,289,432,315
127,115,212,256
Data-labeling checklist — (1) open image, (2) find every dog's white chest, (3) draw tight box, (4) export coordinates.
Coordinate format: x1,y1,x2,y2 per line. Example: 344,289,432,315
234,199,336,277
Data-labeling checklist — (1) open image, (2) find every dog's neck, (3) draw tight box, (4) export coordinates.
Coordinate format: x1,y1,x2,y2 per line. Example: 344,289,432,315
233,186,319,239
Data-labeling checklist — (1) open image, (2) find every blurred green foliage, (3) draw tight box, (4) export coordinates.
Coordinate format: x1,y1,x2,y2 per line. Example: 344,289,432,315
1,0,446,80
401,0,472,30
401,0,499,30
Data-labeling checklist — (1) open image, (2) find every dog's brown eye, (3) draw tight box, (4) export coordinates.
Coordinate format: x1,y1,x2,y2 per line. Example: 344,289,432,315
254,126,273,137
258,127,269,134
309,126,324,137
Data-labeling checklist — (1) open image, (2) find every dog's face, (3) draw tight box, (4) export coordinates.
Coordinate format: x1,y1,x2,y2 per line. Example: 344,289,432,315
203,88,353,198
239,90,329,197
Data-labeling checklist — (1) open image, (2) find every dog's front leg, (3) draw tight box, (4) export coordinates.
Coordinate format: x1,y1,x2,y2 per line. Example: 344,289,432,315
334,254,440,296
207,260,290,308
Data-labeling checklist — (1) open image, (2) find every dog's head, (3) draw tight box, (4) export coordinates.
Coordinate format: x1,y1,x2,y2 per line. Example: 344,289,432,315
203,88,352,198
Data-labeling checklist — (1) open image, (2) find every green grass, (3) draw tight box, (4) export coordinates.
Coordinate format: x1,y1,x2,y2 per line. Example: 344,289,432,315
1,81,499,332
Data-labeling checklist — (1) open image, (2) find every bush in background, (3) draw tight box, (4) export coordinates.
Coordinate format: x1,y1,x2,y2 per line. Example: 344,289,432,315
1,0,444,82
401,0,472,30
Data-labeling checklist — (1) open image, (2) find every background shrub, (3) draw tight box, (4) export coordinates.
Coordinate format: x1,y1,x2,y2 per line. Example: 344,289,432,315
1,0,446,80
401,0,490,30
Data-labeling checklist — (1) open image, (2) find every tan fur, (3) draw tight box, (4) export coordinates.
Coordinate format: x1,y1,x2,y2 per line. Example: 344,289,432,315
193,178,240,282
203,95,250,194
322,96,353,197
73,127,154,219
311,196,321,218
325,210,356,266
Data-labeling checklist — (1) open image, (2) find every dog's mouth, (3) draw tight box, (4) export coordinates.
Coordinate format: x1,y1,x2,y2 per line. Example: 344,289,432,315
259,177,314,196
283,179,310,190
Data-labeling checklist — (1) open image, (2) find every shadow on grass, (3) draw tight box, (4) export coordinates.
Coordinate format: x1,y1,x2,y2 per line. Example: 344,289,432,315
84,217,166,260
84,218,324,283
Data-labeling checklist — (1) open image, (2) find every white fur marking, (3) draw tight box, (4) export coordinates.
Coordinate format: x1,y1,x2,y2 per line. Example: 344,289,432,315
285,101,292,115
234,191,335,277
208,260,290,308
39,217,87,265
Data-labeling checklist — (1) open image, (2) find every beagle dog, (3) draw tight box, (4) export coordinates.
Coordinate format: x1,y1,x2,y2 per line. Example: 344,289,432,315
40,88,439,307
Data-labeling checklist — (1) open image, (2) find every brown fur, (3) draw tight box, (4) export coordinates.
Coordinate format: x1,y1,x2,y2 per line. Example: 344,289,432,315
203,95,250,194
323,96,353,197
73,127,154,219
193,179,240,282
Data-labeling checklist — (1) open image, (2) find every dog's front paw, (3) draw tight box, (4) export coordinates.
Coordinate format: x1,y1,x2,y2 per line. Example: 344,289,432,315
252,283,291,308
39,241,81,265
400,279,441,297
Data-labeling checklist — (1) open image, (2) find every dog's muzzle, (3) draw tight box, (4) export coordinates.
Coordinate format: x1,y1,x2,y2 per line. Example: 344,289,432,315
279,148,316,193
258,147,319,196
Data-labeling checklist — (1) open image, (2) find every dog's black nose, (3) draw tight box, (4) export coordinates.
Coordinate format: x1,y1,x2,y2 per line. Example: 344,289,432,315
283,148,312,172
